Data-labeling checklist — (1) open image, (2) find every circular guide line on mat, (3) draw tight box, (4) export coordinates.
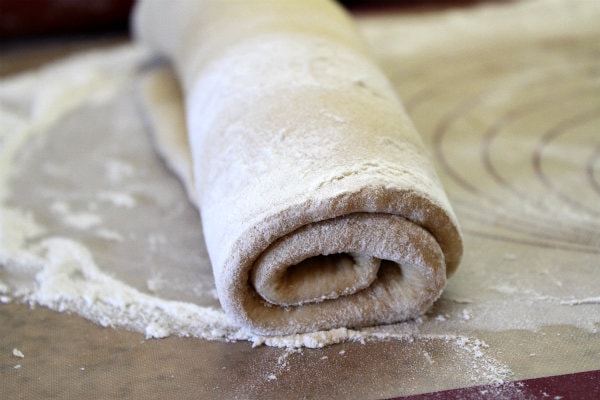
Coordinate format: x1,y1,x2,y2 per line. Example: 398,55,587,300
532,108,600,217
395,37,600,253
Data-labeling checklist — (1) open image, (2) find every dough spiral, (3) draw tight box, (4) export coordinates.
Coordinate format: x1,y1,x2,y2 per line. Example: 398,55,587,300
134,0,462,335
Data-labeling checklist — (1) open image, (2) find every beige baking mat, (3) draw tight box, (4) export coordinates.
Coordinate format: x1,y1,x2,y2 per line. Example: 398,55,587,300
1,1,599,398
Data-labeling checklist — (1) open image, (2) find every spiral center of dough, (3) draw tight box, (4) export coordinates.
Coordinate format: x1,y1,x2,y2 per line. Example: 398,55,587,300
260,252,380,306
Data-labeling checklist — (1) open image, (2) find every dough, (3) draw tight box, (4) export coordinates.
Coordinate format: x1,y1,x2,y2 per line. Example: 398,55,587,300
134,0,462,335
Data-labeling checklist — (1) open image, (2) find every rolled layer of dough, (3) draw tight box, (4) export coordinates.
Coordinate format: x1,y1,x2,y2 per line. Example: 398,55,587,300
134,0,463,335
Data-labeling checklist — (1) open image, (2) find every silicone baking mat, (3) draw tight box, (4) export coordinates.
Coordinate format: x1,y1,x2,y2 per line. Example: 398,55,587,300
1,1,599,398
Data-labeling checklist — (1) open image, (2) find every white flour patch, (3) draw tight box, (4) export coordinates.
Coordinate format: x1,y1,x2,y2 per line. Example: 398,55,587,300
560,297,600,306
12,348,24,358
263,348,304,382
0,207,45,255
64,213,102,230
97,191,137,208
50,201,102,230
94,228,124,242
104,158,136,185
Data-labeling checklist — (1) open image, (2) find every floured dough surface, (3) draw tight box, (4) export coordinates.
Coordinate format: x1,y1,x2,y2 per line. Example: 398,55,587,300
134,0,463,335
139,64,452,334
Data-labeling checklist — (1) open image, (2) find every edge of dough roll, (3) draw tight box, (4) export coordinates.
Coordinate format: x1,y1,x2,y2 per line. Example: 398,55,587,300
133,0,463,336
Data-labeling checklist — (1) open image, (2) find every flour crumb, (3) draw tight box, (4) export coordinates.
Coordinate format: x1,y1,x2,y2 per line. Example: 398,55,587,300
491,284,518,294
98,191,137,208
339,350,345,355
450,297,474,304
462,309,472,321
12,348,24,358
451,336,508,384
147,273,166,292
14,364,21,369
64,213,102,230
49,201,69,215
560,297,600,306
145,322,170,339
276,348,302,371
95,229,124,242
104,158,135,184
423,351,434,364
50,201,102,230
320,355,328,360
264,347,303,382
0,281,11,303
207,288,219,300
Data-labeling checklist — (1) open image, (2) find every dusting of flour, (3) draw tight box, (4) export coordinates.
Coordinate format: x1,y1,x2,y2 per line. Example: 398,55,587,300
1,2,600,393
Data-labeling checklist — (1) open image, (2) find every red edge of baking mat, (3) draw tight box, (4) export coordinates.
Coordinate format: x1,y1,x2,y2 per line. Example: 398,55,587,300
388,370,600,399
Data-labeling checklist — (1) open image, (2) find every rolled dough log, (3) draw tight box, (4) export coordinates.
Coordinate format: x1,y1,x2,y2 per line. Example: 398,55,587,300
134,0,463,335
